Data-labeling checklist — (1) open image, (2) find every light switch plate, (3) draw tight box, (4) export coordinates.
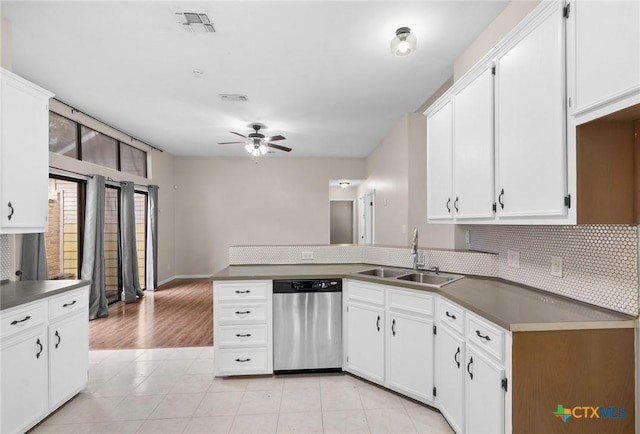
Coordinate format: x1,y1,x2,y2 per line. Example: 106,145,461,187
302,251,314,260
551,256,563,277
507,250,520,268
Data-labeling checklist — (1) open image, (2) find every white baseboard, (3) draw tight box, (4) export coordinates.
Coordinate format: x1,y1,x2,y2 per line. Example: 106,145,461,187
157,274,213,287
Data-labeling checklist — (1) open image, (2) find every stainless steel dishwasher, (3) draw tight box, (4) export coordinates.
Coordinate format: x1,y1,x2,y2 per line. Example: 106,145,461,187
273,279,342,373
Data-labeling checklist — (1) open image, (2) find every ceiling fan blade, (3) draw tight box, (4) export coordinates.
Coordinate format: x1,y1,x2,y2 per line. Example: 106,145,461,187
229,131,247,139
218,141,245,145
267,135,286,141
267,143,292,152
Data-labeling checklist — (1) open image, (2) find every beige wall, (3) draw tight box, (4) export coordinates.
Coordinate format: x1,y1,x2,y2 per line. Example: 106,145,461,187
454,1,541,80
329,186,358,200
1,17,12,70
173,157,365,274
359,115,409,246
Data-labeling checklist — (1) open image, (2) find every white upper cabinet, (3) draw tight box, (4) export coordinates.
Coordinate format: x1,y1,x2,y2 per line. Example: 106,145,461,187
495,1,567,219
568,0,640,120
453,66,495,219
426,100,453,221
0,68,54,233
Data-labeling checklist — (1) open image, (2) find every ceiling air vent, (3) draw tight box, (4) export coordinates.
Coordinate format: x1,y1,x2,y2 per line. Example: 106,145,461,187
176,12,215,33
219,94,249,102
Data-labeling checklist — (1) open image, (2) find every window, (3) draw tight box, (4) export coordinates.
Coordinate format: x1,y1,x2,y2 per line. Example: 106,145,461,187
81,126,118,170
45,177,83,279
104,187,120,303
121,142,147,177
49,112,78,158
134,192,147,289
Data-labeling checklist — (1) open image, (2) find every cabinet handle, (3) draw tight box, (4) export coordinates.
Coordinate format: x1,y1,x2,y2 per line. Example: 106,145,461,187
446,198,451,213
236,334,252,338
63,300,77,308
36,338,43,359
376,315,380,332
467,356,473,380
235,311,251,315
235,358,251,363
235,290,251,294
475,330,492,341
498,189,505,210
445,311,456,320
10,315,31,325
7,202,14,221
392,319,396,336
55,330,61,349
454,347,460,368
454,197,459,213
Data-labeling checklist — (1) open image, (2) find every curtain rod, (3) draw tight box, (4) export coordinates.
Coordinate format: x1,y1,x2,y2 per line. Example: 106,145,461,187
49,166,157,190
53,97,164,153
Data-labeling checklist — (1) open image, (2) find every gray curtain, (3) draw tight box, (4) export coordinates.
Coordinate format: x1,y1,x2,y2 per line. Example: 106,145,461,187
81,175,108,320
120,181,144,303
146,185,159,291
21,233,48,280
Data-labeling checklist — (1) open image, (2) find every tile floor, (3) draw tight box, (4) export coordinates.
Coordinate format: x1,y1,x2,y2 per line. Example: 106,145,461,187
30,347,454,434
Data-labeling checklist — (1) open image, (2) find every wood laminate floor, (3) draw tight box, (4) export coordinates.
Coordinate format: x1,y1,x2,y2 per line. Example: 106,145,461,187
89,278,213,350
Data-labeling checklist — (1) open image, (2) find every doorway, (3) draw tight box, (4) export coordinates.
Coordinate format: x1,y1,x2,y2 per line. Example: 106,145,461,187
330,200,355,244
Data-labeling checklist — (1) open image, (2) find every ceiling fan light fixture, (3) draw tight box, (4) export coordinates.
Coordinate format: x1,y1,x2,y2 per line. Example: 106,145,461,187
391,27,416,56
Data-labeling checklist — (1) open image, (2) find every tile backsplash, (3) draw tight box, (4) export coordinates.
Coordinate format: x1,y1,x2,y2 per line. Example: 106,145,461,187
1,234,11,281
468,225,638,316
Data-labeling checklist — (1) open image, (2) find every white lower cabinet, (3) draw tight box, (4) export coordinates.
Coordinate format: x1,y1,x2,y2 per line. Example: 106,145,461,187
346,301,385,383
437,324,465,433
0,285,89,434
465,345,505,434
213,280,272,376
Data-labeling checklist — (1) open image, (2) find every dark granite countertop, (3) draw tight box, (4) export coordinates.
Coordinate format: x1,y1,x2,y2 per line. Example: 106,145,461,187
213,264,637,331
0,280,92,311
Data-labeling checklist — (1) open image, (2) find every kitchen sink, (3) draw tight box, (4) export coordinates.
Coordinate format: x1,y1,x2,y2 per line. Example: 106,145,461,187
354,268,409,278
395,273,458,287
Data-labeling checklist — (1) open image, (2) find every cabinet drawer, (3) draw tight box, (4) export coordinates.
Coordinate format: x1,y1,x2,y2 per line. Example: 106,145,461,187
49,288,88,321
1,302,46,339
466,313,504,361
347,281,385,306
217,347,270,376
438,299,464,334
215,281,268,302
217,304,268,324
388,289,433,316
218,324,268,347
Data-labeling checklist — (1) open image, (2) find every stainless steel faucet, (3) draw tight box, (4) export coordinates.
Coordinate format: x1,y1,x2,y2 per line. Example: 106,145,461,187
411,228,425,270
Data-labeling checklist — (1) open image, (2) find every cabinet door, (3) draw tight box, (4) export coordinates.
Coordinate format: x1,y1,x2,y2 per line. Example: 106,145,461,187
386,313,434,403
48,313,88,409
426,100,453,220
495,3,567,218
0,328,48,434
437,326,465,434
346,303,384,383
453,66,495,220
571,0,640,115
0,73,50,232
465,346,505,434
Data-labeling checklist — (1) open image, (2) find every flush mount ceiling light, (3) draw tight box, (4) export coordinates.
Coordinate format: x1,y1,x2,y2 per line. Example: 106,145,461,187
390,27,416,56
176,12,215,33
339,181,351,188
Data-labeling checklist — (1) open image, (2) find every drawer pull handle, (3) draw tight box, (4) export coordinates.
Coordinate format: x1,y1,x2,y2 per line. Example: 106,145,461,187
445,311,456,320
392,319,396,336
235,358,251,363
475,330,492,341
55,330,61,349
376,315,380,332
454,347,460,368
11,315,31,325
236,334,252,338
235,290,251,294
7,202,14,221
36,338,43,359
467,356,473,379
63,300,77,308
235,311,251,315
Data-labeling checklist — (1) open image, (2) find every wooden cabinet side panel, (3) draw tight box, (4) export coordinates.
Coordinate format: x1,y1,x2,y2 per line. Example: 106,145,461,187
513,329,635,434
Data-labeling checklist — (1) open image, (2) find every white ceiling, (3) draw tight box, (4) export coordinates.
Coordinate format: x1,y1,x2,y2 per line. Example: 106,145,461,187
2,1,508,158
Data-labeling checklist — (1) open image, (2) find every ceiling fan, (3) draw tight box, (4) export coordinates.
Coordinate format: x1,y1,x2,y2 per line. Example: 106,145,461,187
218,124,291,156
